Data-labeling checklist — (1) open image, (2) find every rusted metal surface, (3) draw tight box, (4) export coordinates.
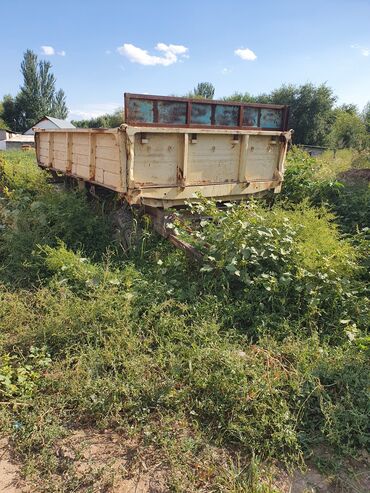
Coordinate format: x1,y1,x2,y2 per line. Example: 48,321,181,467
125,93,289,131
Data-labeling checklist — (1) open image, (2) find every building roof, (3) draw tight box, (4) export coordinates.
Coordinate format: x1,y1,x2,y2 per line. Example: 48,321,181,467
24,116,75,135
41,116,75,129
0,129,17,134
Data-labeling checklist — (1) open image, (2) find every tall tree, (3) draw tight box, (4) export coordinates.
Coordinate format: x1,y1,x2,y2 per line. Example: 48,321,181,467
362,101,370,133
193,82,215,99
329,111,367,150
51,89,68,119
1,95,18,131
1,50,68,132
0,100,10,129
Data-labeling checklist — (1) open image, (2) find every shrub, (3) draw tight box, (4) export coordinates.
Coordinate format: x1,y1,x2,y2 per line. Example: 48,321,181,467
174,199,367,342
0,154,113,284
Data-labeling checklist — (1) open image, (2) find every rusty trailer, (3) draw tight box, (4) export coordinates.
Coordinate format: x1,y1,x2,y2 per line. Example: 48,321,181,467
35,93,292,248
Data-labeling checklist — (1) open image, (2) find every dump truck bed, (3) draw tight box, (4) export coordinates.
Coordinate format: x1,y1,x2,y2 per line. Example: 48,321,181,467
35,93,291,208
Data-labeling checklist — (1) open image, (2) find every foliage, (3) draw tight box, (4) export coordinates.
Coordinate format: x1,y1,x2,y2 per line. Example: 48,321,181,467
281,147,370,234
225,83,337,145
329,110,368,150
362,101,370,133
0,346,51,400
173,198,367,343
0,150,368,490
1,50,68,132
0,152,113,284
0,101,10,129
72,108,124,128
192,82,215,99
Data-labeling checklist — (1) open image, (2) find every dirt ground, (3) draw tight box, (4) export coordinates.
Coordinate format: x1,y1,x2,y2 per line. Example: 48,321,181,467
0,431,369,492
338,168,370,185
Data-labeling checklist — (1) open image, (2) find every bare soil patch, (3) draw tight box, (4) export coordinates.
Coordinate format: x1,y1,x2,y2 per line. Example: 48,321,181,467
338,168,370,184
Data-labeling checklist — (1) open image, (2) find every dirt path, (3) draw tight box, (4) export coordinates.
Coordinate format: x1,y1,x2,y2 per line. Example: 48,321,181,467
0,431,369,492
0,439,23,493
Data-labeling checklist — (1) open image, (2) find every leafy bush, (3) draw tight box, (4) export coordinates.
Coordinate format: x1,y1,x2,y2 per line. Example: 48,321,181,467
0,150,368,489
0,346,51,400
174,199,367,342
0,153,113,284
280,147,370,233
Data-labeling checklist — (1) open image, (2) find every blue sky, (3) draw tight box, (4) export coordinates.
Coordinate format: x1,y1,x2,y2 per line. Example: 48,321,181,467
1,0,369,121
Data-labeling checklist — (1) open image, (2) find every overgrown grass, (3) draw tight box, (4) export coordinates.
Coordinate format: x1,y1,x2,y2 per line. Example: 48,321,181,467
0,149,369,492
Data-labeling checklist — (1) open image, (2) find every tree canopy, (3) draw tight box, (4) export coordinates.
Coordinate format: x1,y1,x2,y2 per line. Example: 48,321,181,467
71,109,124,128
193,82,215,99
0,50,68,132
225,83,337,146
329,110,367,150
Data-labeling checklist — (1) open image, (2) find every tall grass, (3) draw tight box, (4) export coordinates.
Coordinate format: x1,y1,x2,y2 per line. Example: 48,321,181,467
0,149,369,491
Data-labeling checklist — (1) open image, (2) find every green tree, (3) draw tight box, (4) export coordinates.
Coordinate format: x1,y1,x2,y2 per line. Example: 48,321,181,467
0,101,10,129
362,101,370,133
269,83,336,145
192,82,215,99
225,83,336,145
329,111,367,150
72,109,124,129
1,95,17,130
223,91,271,104
1,50,68,132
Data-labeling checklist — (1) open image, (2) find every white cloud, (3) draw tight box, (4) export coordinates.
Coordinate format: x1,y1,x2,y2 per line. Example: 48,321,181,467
41,46,66,56
351,44,369,56
117,42,189,66
41,45,55,55
221,67,231,75
234,48,257,61
69,103,121,121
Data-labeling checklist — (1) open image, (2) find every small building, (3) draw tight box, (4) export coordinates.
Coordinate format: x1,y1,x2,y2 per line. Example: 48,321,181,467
0,129,17,142
0,130,34,151
24,116,75,135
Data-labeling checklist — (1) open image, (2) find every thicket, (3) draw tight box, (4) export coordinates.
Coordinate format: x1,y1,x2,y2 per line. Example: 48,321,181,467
0,149,368,491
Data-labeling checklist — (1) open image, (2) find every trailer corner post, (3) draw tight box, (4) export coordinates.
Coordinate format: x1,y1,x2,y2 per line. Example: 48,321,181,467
178,133,189,189
48,133,54,168
125,130,135,189
238,134,249,184
66,132,72,174
88,132,96,181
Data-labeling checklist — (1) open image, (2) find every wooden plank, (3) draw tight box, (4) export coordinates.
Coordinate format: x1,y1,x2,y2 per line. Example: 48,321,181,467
66,133,72,174
48,133,54,168
95,168,104,183
95,133,117,147
103,171,120,188
53,149,67,160
95,145,119,160
71,153,89,166
72,164,90,179
88,132,96,181
53,158,68,171
95,157,120,174
72,144,89,155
